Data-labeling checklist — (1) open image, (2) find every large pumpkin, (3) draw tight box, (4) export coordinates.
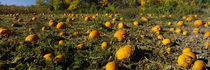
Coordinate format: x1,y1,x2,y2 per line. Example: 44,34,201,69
194,20,203,26
115,45,132,60
25,34,40,42
89,30,100,39
177,54,193,68
0,27,12,36
105,62,118,70
192,60,205,70
56,22,66,29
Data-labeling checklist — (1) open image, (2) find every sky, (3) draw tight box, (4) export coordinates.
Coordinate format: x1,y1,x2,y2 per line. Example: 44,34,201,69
0,0,36,6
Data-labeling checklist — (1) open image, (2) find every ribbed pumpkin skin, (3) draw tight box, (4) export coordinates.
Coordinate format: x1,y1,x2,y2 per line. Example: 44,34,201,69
183,52,196,59
193,28,200,34
194,20,203,26
175,28,182,34
177,21,184,26
56,22,66,29
182,48,191,53
152,25,162,32
89,30,100,39
133,21,139,26
192,60,205,70
115,45,132,60
118,22,125,28
114,30,127,42
105,62,117,70
101,42,108,50
105,21,112,27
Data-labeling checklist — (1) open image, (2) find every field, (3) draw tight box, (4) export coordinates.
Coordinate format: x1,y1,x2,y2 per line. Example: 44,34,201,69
0,11,209,69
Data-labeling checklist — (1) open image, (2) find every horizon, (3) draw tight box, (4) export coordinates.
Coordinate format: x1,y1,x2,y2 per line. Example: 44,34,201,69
0,0,36,6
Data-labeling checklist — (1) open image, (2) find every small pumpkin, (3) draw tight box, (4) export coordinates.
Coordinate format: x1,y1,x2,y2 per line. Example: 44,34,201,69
77,43,85,49
55,55,63,61
59,32,66,36
182,48,191,53
177,21,184,26
31,17,37,21
140,34,145,38
192,60,205,70
43,53,53,61
89,30,100,39
48,20,57,27
162,39,171,45
115,45,132,60
157,35,163,39
105,21,112,27
168,22,172,25
56,22,66,29
118,22,125,28
29,28,33,31
193,28,200,34
141,17,149,22
42,26,46,31
194,20,203,26
112,18,118,21
170,28,175,31
101,42,108,50
186,17,193,21
114,30,127,42
18,18,23,22
182,31,188,35
205,41,209,48
73,32,78,35
84,17,90,21
152,25,162,32
183,52,196,59
59,40,64,45
66,18,71,22
0,27,12,36
175,28,182,34
177,54,193,68
25,34,40,42
120,17,124,20
105,62,118,70
204,32,210,38
133,21,140,26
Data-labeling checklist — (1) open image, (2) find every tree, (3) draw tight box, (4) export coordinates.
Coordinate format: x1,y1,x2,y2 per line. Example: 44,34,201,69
36,0,45,6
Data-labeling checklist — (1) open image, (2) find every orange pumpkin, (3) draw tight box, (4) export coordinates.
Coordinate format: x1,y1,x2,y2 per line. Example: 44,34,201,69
77,43,85,49
101,42,108,50
177,54,193,68
55,55,63,61
115,45,132,60
183,52,196,59
31,17,37,21
29,28,33,31
168,22,172,25
186,17,193,21
84,17,90,21
43,53,53,61
204,32,210,38
42,26,46,31
89,30,100,39
114,30,127,42
112,18,118,21
193,28,200,34
175,28,182,34
105,21,112,27
56,22,66,29
162,39,171,45
48,20,57,26
182,16,187,19
177,21,184,26
59,40,64,45
170,28,175,31
66,18,71,22
152,25,162,32
25,34,40,42
118,22,125,28
182,31,188,35
205,41,209,47
141,17,149,22
120,17,124,20
105,62,118,70
18,18,23,22
192,60,205,70
140,34,145,38
59,32,66,36
0,27,12,36
133,21,140,26
182,48,191,53
194,20,203,26
157,35,163,39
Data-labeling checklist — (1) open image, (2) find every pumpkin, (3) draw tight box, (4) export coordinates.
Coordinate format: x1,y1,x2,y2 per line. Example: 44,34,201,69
166,47,171,54
118,22,125,28
205,41,209,47
105,62,117,70
77,43,85,49
29,28,33,31
120,17,124,20
170,28,175,31
73,32,78,35
204,23,208,27
152,25,162,32
114,30,127,42
183,52,196,59
55,55,63,61
182,48,191,53
32,17,37,21
43,53,53,61
71,18,75,21
193,28,200,34
140,34,145,38
0,27,12,36
48,20,57,26
141,17,149,22
147,14,152,17
192,60,205,70
204,32,210,38
194,14,198,18
66,18,71,22
168,22,172,25
186,17,193,21
84,17,90,21
157,35,163,39
105,21,112,27
169,15,172,17
175,28,182,34
59,40,64,45
177,54,193,68
92,16,97,19
25,34,40,42
59,32,66,36
105,13,109,16
194,20,203,26
11,24,16,27
162,39,171,45
133,21,140,26
101,42,108,50
56,22,66,29
42,26,46,31
177,21,184,26
182,31,188,35
112,18,118,21
115,45,132,60
109,15,113,18
18,18,23,22
89,30,100,39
